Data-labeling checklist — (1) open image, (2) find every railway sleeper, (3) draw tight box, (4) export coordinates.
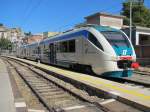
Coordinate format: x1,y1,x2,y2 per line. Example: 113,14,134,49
45,94,74,100
52,100,82,108
40,91,65,96
35,86,56,90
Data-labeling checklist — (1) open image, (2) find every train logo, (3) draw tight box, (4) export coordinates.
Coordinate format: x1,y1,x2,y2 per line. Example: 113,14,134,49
122,50,127,55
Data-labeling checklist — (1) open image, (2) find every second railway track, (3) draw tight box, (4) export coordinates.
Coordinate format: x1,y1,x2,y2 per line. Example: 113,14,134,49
99,74,150,88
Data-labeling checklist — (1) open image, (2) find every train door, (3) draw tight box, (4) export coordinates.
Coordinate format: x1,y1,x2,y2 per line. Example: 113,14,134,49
76,38,83,63
49,43,56,64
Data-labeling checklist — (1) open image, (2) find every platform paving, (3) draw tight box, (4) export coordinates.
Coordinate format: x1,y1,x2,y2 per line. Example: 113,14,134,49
0,58,16,112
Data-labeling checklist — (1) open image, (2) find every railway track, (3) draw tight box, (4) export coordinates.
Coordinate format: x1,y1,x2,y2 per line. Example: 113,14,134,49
135,67,150,75
100,75,150,88
123,73,150,88
5,58,107,112
134,70,150,76
3,57,146,112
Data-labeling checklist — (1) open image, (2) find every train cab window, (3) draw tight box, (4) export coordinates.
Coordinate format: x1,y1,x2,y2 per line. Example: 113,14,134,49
101,31,130,47
88,33,104,51
68,40,75,52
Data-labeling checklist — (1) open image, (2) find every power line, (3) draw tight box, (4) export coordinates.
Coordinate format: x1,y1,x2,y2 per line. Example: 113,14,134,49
20,0,34,28
21,0,43,30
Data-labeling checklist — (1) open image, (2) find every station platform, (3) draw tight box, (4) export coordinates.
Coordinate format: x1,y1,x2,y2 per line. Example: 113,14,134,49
0,58,27,112
0,59,16,112
7,57,150,112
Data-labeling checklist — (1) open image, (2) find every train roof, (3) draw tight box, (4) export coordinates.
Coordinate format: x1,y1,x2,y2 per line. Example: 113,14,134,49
92,25,119,32
39,30,88,44
39,25,121,45
21,25,121,47
75,24,119,32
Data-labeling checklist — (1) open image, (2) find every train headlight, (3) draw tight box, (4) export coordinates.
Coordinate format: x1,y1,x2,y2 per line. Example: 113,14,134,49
111,56,119,61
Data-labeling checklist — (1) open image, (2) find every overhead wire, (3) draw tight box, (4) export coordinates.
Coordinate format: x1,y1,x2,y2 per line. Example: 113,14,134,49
20,0,126,33
21,0,43,30
20,0,34,28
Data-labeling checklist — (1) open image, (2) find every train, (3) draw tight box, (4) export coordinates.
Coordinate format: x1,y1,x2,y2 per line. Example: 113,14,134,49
17,24,139,78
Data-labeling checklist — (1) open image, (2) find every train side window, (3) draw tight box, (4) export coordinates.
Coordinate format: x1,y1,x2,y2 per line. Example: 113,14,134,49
88,33,104,51
60,41,68,52
56,43,60,52
59,39,75,53
68,40,75,52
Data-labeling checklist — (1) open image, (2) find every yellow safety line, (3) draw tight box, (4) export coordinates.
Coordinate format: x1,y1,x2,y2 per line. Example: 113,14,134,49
80,76,150,100
42,64,150,100
13,57,150,101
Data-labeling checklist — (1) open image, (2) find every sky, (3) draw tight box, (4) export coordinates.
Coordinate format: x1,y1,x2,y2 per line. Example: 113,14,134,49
0,0,150,33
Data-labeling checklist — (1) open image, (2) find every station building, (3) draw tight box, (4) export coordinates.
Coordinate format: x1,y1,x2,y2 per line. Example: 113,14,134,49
0,24,24,43
0,24,25,52
43,31,59,39
85,12,125,29
22,34,43,44
85,12,150,65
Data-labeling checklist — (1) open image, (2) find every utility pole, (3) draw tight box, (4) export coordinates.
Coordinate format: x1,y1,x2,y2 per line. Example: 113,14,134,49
129,0,144,42
129,0,132,42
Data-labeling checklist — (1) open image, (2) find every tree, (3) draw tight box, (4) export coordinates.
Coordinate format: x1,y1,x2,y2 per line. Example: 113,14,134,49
0,37,13,50
0,23,3,26
24,31,32,36
121,1,150,27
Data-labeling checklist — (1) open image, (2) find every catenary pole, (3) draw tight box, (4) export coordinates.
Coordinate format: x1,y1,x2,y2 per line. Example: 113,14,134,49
130,0,132,42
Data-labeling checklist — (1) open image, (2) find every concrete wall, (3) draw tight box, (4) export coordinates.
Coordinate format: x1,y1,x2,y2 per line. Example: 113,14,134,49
135,45,150,58
85,13,123,29
136,31,150,45
100,15,123,29
135,45,150,65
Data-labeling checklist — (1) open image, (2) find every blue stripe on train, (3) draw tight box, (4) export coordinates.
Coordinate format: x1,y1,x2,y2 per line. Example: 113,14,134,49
101,70,133,78
41,30,89,44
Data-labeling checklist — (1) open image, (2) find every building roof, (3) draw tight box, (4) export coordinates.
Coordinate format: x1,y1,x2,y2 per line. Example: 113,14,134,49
136,26,150,31
122,25,150,31
85,12,125,19
0,25,8,32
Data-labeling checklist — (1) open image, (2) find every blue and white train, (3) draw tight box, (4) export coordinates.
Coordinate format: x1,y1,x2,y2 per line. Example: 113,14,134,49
17,25,138,77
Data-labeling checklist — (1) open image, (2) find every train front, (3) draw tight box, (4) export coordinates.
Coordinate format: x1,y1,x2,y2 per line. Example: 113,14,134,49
90,26,139,77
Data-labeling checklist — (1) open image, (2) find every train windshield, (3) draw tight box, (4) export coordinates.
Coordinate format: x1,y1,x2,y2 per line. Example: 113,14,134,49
101,31,130,47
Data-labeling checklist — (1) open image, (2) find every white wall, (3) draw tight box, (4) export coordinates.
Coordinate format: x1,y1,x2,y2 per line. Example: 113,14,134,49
136,31,150,45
